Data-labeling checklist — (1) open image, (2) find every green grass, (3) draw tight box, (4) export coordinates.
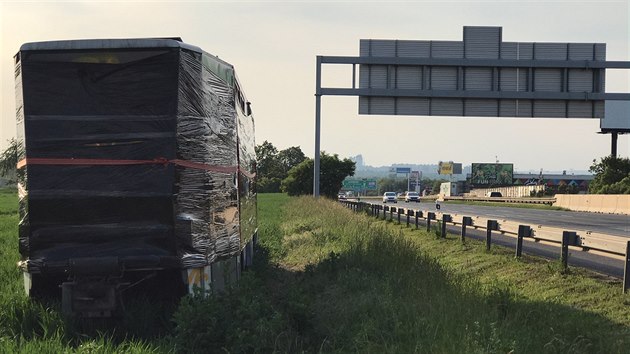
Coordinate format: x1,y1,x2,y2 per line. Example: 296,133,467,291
2,189,630,352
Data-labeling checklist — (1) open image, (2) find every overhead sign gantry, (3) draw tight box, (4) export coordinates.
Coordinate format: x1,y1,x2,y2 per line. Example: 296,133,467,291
313,26,630,197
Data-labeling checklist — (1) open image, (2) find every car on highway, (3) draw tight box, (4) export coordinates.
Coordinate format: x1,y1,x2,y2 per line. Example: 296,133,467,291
338,192,347,200
404,191,420,202
382,192,397,203
487,191,503,197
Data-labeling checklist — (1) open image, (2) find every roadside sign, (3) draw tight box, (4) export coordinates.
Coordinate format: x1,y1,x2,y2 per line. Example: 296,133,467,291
342,178,377,191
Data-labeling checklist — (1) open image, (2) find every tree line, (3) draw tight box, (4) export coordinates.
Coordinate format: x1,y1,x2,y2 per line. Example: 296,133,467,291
1,138,628,195
255,141,355,198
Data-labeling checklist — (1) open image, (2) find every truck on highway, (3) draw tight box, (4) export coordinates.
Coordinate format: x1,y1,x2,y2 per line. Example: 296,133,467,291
440,182,460,197
14,38,257,317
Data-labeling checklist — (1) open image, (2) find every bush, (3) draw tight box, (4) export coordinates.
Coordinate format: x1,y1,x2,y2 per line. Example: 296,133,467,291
257,177,282,193
281,153,355,198
589,156,630,194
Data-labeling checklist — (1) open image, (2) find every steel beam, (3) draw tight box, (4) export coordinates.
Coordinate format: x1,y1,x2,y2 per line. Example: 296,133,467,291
320,55,630,69
320,87,630,101
313,56,322,197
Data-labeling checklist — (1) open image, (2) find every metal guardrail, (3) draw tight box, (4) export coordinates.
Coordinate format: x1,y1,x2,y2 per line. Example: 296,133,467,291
339,200,630,293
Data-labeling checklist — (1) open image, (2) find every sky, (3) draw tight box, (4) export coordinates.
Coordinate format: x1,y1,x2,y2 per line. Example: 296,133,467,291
0,0,628,173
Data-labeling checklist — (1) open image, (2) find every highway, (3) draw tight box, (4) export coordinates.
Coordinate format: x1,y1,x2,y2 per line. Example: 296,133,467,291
351,199,629,278
383,200,630,237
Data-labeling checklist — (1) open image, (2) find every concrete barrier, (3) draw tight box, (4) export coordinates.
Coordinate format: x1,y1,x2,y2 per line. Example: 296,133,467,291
553,194,630,215
555,195,580,212
588,196,603,213
600,196,619,214
469,185,544,198
619,196,630,215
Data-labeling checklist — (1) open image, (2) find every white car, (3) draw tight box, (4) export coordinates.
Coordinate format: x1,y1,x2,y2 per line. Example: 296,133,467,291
382,192,397,203
404,192,420,202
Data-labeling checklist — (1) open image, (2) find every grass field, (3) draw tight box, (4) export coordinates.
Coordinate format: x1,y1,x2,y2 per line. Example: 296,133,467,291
1,189,629,352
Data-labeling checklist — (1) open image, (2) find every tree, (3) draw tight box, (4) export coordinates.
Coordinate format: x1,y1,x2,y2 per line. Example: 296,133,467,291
255,140,282,179
257,177,283,194
377,177,408,194
280,159,313,197
0,138,23,182
255,141,307,193
281,152,355,198
277,146,306,174
589,156,630,194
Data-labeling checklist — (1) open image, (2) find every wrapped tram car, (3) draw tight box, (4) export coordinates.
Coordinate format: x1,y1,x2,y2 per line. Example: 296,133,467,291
14,38,257,317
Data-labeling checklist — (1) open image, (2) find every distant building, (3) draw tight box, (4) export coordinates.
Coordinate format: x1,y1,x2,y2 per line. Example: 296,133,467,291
350,154,364,167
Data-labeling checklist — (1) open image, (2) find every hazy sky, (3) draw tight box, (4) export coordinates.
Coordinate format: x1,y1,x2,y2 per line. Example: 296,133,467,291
1,1,628,172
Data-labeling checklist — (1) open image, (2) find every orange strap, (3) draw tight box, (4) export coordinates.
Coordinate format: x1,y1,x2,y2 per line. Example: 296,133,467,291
17,157,255,179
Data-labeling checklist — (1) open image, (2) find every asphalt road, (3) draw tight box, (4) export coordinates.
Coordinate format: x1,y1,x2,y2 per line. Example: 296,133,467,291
386,200,630,237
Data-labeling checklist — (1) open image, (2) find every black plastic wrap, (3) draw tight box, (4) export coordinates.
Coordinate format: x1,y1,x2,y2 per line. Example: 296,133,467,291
175,50,240,267
16,39,256,274
236,86,257,247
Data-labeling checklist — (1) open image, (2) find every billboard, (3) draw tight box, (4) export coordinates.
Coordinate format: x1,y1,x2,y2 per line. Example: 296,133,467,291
438,161,463,175
601,101,630,132
471,163,514,186
409,171,422,192
439,161,453,175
